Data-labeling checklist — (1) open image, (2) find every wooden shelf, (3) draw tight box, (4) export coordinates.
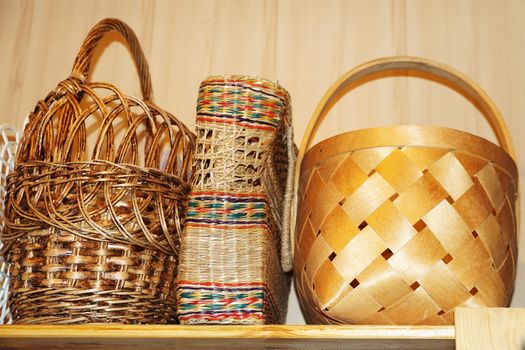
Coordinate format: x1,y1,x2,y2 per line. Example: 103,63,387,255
0,324,454,350
0,308,523,350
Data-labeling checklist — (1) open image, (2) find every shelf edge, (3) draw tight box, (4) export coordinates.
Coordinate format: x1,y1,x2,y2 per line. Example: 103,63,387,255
0,324,455,340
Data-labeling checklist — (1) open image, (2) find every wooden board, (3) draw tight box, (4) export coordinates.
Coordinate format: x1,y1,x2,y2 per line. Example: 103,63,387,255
0,324,455,350
455,308,525,350
3,308,525,349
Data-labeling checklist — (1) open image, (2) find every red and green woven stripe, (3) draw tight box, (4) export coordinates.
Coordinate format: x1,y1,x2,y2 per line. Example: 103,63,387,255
177,281,280,324
196,78,288,131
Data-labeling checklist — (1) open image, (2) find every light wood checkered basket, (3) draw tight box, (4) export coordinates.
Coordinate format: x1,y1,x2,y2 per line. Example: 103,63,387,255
294,57,519,325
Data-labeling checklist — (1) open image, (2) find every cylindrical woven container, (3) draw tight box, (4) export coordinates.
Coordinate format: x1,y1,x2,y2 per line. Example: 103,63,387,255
294,57,519,325
0,125,20,324
2,19,195,324
176,76,295,324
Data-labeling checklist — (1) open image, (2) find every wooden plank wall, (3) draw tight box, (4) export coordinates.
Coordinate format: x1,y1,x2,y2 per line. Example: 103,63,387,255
0,0,524,324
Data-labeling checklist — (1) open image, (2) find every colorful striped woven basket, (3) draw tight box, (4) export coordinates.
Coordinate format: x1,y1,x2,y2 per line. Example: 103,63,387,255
176,76,295,324
0,125,20,325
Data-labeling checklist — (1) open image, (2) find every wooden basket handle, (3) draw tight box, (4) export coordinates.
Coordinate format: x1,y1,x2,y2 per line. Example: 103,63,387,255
70,18,153,101
293,56,518,258
299,56,516,162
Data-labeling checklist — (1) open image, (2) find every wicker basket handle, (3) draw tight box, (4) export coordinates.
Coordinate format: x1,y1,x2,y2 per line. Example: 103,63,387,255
299,56,516,162
70,18,153,101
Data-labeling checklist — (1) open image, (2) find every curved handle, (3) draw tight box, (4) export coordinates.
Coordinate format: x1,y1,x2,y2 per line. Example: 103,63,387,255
299,56,516,162
70,18,153,101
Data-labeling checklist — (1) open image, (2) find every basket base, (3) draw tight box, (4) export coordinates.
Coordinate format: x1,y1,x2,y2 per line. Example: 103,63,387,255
177,281,286,325
10,287,176,324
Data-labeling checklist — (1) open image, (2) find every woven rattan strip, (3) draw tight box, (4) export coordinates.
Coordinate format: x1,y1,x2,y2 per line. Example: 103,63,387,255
2,18,195,324
294,57,519,326
0,125,19,324
176,76,295,324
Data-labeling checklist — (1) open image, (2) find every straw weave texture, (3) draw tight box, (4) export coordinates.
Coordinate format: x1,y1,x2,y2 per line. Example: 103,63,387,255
177,76,295,324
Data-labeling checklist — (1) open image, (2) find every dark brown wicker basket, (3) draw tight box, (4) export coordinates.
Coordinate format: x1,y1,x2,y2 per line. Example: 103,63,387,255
1,18,195,324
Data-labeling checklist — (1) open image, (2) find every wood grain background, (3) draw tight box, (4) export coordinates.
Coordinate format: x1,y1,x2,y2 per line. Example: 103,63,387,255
0,0,523,324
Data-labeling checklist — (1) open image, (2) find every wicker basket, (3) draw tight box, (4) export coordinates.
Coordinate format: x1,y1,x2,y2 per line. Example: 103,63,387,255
2,18,195,324
0,125,20,324
294,57,518,325
176,76,295,324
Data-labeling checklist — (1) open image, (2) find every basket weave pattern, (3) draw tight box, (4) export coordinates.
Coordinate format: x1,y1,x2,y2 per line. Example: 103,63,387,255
2,19,194,324
294,57,519,325
296,139,517,325
176,77,294,324
0,125,19,324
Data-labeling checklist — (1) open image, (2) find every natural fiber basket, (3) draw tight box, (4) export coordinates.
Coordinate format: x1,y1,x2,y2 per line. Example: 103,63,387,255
0,125,20,324
176,76,295,324
294,57,519,325
2,18,195,324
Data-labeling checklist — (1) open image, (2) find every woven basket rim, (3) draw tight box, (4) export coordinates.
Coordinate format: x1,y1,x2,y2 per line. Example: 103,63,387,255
201,75,290,94
11,159,189,180
302,124,518,183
